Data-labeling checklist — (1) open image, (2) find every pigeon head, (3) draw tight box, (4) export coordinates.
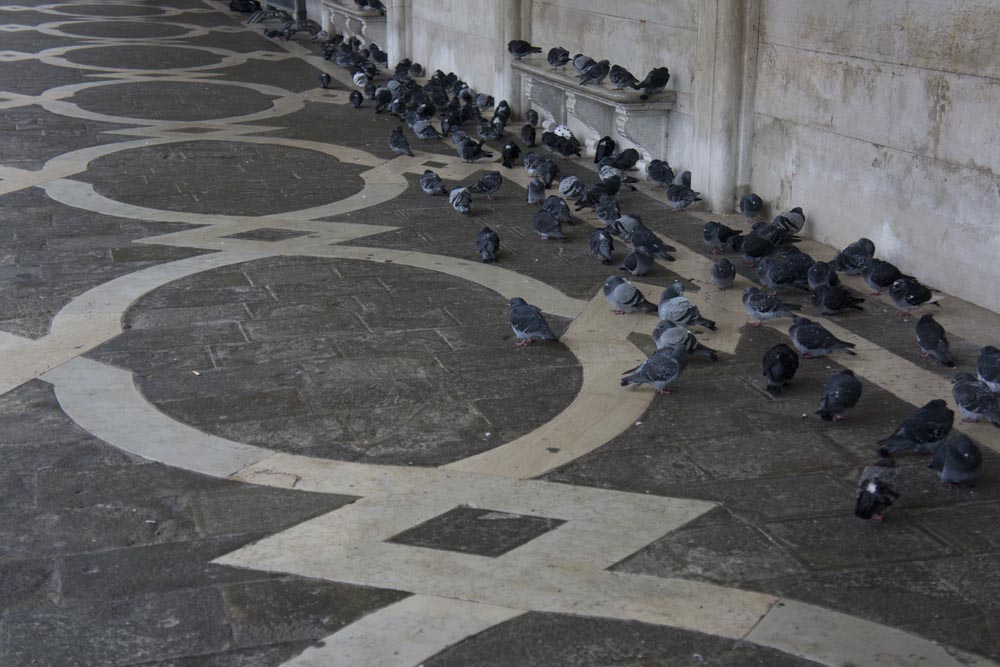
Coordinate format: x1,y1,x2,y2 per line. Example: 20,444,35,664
840,369,856,377
952,372,977,384
602,275,625,292
983,345,1000,355
508,297,527,307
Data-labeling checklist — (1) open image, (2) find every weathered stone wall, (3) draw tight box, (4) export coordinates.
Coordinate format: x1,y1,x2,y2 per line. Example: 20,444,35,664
528,0,698,168
751,0,1000,312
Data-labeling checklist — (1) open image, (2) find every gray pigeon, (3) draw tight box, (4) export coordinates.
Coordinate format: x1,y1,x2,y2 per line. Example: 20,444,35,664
458,138,492,162
711,258,736,290
525,109,539,126
419,170,447,195
542,195,574,226
816,369,863,421
476,226,500,263
609,64,639,90
589,228,614,265
652,320,718,360
658,283,717,331
703,221,740,254
578,59,610,86
620,246,654,277
411,119,442,140
620,346,688,394
877,399,954,455
807,261,840,290
547,47,570,69
916,314,955,367
468,170,503,199
627,226,676,261
739,193,764,221
861,258,903,296
635,66,670,100
595,196,621,227
810,284,865,315
523,151,542,176
602,275,658,314
855,456,900,522
532,209,566,240
930,434,983,486
449,186,471,214
573,54,596,74
952,372,1000,427
319,72,332,89
742,286,801,326
977,345,1000,392
773,207,805,234
526,178,546,204
559,175,584,198
762,343,799,395
507,297,556,347
646,159,675,187
388,126,414,157
833,238,875,275
539,159,560,188
666,171,701,210
789,316,857,358
521,123,536,147
890,277,942,316
508,40,542,59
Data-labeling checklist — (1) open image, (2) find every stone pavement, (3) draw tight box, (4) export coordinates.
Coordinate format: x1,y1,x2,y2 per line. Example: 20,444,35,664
2,1,1000,666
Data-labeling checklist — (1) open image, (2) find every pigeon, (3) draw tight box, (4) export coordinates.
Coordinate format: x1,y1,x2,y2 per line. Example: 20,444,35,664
737,233,776,267
620,346,688,394
352,71,368,88
494,100,511,125
773,207,805,234
468,170,503,199
539,159,560,188
952,372,1000,427
599,164,636,189
458,138,492,162
652,320,719,360
547,46,570,69
525,109,539,126
589,228,614,265
603,276,658,314
388,127,414,157
594,136,616,164
410,63,424,77
915,314,955,367
349,90,363,108
889,277,941,316
542,195,574,226
476,226,500,263
521,123,536,147
711,258,736,290
877,399,954,456
788,316,857,358
523,151,542,177
319,72,332,89
578,59,611,86
855,456,900,522
658,282,717,330
861,259,902,296
624,224,675,258
833,238,875,275
759,256,810,292
507,297,557,347
573,54,596,74
807,261,840,290
635,66,671,100
474,93,495,112
501,140,521,169
508,40,542,59
646,159,675,187
930,434,983,486
762,343,799,395
739,193,764,221
419,169,447,195
411,119,442,140
666,171,701,210
620,246,654,277
609,64,640,90
476,117,502,140
703,221,740,254
448,186,471,214
742,286,801,326
816,369,863,421
556,177,583,201
603,148,640,171
595,195,621,226
810,284,865,315
526,178,546,204
532,209,566,240
977,345,1000,392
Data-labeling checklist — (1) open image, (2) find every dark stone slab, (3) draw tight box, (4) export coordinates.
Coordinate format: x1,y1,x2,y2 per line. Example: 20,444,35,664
915,501,1000,554
180,31,286,54
220,579,408,648
58,20,194,39
223,228,312,242
190,485,354,536
122,642,315,667
0,557,58,611
424,611,822,667
62,44,226,70
80,140,368,216
55,3,166,16
71,81,277,122
208,57,330,93
763,514,955,570
0,59,89,95
389,506,565,558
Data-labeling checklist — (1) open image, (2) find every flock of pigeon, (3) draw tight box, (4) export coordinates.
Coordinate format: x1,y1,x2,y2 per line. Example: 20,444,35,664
299,28,1000,524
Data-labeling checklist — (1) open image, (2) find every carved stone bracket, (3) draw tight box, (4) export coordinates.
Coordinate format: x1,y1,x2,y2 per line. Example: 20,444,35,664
512,60,674,174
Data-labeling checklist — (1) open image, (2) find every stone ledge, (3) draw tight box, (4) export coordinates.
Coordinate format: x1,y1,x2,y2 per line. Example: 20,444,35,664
511,60,676,110
321,0,387,47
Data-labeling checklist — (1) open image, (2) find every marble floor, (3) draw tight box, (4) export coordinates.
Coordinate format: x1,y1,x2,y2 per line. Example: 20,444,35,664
2,1,1000,665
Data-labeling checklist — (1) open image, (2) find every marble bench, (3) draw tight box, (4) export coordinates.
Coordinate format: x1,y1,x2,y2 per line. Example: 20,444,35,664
511,60,676,173
321,0,388,49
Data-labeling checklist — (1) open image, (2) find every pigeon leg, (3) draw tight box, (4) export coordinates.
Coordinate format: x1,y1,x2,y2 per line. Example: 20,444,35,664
870,291,881,296
748,320,764,328
514,339,532,348
833,414,848,421
897,310,911,318
711,247,721,255
612,309,626,315
872,513,885,522
656,387,674,395
802,353,814,359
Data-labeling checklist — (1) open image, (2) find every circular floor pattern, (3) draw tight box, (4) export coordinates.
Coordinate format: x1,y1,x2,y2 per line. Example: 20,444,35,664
61,44,226,70
56,20,192,39
81,140,369,216
103,256,582,466
51,3,166,17
71,80,275,122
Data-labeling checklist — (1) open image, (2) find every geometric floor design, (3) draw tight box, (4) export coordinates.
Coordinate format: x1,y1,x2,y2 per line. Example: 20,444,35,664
2,1,1000,666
